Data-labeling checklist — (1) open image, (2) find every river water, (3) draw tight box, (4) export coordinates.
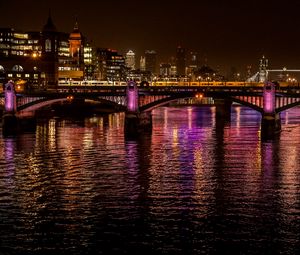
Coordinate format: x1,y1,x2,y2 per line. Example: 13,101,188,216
0,106,299,254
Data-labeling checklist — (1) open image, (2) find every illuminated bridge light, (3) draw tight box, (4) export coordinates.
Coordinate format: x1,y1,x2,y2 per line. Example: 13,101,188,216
67,95,74,101
195,93,203,99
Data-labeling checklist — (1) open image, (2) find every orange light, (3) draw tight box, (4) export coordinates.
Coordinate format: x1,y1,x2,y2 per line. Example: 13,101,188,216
195,93,203,98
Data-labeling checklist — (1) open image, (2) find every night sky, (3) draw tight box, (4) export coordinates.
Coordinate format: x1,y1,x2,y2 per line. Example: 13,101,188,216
1,0,300,75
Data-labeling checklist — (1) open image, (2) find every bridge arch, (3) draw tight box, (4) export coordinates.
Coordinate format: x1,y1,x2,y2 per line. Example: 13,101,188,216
276,101,300,113
17,96,127,113
139,95,264,113
229,97,263,113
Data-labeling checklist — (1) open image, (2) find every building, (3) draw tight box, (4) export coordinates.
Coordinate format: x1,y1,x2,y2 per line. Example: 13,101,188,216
160,63,171,77
140,56,146,71
57,19,85,81
0,28,42,57
0,13,93,88
93,48,126,81
84,42,97,80
125,50,135,70
186,51,199,76
176,46,186,76
127,69,151,82
145,50,157,75
0,28,43,88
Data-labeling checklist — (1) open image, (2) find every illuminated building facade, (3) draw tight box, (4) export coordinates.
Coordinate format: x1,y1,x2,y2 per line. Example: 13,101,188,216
57,19,85,81
125,50,135,70
84,42,97,80
0,28,43,87
160,63,171,77
140,56,146,71
0,28,41,57
106,49,126,81
0,14,95,87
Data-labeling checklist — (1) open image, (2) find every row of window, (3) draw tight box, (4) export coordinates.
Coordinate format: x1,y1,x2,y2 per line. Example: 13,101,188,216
6,73,39,79
0,65,40,72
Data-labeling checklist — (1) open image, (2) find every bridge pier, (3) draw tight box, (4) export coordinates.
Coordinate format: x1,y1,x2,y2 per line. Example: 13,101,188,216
261,81,281,138
2,81,18,135
214,98,232,122
2,113,19,135
2,81,36,135
261,113,281,138
124,111,152,136
124,80,152,137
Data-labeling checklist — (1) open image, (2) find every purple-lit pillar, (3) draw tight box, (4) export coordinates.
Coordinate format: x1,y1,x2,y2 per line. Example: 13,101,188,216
263,81,275,114
261,82,281,138
124,81,152,137
126,80,139,113
2,81,19,135
4,81,17,113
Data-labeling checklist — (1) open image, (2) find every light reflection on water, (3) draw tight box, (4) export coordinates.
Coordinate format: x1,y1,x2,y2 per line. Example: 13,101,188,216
0,106,299,254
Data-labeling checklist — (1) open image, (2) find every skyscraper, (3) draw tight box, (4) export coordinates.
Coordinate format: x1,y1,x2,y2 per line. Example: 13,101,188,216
69,19,82,64
145,50,157,75
140,56,146,71
125,50,135,70
176,46,186,76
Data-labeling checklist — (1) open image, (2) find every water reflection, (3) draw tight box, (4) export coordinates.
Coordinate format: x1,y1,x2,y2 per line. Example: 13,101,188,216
0,106,299,254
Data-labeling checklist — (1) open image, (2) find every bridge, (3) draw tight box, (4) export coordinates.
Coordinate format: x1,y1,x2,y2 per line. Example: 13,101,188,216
2,81,300,138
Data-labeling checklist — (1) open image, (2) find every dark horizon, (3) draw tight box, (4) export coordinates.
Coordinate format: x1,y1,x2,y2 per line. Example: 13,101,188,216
1,0,300,75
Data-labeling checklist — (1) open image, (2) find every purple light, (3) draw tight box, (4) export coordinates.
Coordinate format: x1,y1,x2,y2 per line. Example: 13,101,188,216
263,82,275,114
4,82,16,113
126,81,138,112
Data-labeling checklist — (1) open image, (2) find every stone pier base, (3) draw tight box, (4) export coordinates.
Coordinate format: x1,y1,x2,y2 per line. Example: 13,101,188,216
261,113,281,139
2,113,19,135
2,113,36,136
214,98,232,122
124,111,152,137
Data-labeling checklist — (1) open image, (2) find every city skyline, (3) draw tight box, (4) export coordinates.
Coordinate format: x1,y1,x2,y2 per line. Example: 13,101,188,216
1,0,300,73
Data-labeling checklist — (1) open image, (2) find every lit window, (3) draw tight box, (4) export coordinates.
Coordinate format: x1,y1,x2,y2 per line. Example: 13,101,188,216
25,74,30,78
8,74,13,77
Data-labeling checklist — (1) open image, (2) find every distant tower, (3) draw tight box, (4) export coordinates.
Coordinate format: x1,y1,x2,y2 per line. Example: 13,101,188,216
140,56,146,71
69,18,83,67
145,50,157,75
246,65,252,79
259,56,268,82
176,46,186,76
41,11,59,87
125,50,135,70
